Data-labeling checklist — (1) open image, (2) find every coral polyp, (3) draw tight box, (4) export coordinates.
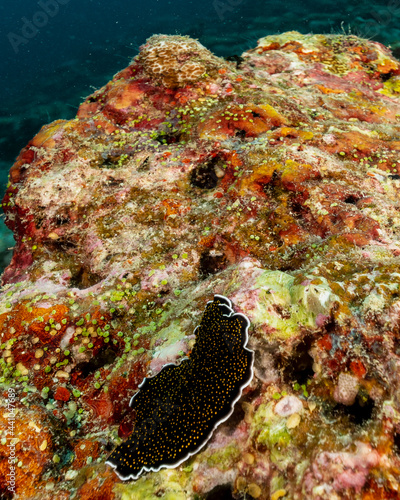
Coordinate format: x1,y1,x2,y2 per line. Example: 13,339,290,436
137,35,221,88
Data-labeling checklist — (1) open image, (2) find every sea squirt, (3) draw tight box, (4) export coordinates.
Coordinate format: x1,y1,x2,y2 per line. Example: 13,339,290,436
106,294,253,480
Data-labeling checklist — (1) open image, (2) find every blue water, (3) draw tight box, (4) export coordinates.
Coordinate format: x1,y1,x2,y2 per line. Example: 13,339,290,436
0,0,398,272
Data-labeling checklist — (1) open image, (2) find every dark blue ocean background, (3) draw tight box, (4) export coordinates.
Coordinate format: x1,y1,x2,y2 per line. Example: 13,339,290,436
1,0,399,273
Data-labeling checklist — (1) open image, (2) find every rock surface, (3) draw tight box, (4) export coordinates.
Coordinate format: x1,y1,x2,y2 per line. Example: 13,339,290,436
2,32,400,499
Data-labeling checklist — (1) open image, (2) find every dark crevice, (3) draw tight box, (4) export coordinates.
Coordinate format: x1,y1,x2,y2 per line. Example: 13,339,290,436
205,485,236,500
190,156,225,189
199,250,227,279
223,403,245,431
105,176,125,187
69,266,102,289
155,130,182,144
332,394,375,426
394,339,400,356
279,335,314,385
35,216,45,229
76,346,117,379
323,315,337,333
98,151,132,169
381,70,393,82
0,485,14,500
191,163,218,189
289,201,304,217
224,55,244,68
288,194,315,231
344,194,359,205
104,440,116,453
55,215,70,226
48,238,78,252
235,129,247,139
262,169,282,196
394,431,400,454
277,261,301,273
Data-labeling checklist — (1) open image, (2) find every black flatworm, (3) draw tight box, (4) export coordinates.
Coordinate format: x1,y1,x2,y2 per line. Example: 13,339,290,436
106,295,253,481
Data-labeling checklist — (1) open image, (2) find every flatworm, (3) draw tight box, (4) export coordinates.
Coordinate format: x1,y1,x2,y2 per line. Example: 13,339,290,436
106,294,253,480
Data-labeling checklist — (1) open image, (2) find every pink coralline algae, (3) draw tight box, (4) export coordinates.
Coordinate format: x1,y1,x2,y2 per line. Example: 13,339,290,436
304,442,380,496
2,32,400,499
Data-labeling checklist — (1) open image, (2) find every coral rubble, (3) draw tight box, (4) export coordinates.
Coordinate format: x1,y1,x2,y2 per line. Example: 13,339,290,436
2,32,400,499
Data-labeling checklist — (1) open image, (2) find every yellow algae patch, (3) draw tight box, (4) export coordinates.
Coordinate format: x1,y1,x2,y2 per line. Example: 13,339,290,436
107,81,146,110
379,76,400,98
271,490,287,500
258,104,288,125
281,160,319,187
30,120,67,149
199,103,286,141
376,58,399,74
315,84,345,94
116,470,188,500
239,162,281,196
275,126,314,141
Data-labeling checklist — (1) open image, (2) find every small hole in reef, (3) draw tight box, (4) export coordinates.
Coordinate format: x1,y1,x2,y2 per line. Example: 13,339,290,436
262,169,282,197
393,431,400,454
235,129,247,139
155,130,182,144
344,194,359,205
69,266,102,289
99,152,128,169
55,214,70,226
394,339,400,356
49,238,77,253
104,440,116,453
0,486,14,500
333,394,375,426
199,250,227,279
190,155,225,190
191,163,218,189
280,336,314,385
224,54,244,68
289,200,304,218
381,71,393,82
204,484,236,500
35,215,45,229
76,346,117,378
222,403,245,431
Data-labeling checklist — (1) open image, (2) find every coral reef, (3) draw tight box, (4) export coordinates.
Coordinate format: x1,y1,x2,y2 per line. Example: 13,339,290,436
2,32,400,499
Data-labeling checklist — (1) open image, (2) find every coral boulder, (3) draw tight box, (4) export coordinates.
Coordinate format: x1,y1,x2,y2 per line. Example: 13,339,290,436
2,32,400,499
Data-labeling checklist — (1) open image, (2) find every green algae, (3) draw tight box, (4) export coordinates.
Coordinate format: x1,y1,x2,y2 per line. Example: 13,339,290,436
253,402,291,447
115,470,187,500
148,319,184,350
252,270,338,339
251,401,294,469
206,442,241,470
